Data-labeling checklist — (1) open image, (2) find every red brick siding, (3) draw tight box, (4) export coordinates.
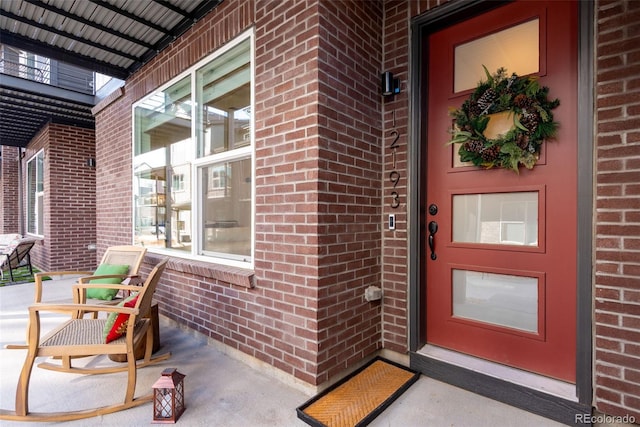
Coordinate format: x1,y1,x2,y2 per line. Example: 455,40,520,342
382,1,408,354
255,0,385,384
594,0,640,419
46,124,96,270
0,145,20,234
314,0,383,381
254,0,325,383
379,0,445,354
94,88,134,251
22,124,96,271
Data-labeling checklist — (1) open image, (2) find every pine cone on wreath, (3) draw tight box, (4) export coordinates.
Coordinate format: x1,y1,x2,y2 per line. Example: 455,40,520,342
516,133,530,150
520,111,540,133
513,94,533,109
480,145,501,162
464,140,484,153
477,88,497,112
469,102,483,117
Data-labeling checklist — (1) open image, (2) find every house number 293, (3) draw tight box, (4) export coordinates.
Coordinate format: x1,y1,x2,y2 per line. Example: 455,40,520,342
389,117,401,209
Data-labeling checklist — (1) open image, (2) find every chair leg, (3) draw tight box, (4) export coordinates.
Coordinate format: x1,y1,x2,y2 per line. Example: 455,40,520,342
125,348,137,404
141,320,154,363
61,355,72,370
15,348,37,416
27,254,33,276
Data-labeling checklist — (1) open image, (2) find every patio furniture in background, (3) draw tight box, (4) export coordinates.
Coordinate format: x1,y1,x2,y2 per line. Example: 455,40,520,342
0,237,36,282
0,258,171,422
0,233,21,251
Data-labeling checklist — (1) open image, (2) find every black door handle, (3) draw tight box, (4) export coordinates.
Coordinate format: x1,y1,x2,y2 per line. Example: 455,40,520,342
428,221,438,260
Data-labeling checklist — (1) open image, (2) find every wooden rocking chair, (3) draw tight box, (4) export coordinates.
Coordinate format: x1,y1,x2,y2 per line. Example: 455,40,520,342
0,258,171,422
6,245,148,352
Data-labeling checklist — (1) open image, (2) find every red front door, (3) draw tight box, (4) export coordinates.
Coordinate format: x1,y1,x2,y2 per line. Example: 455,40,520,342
425,0,578,382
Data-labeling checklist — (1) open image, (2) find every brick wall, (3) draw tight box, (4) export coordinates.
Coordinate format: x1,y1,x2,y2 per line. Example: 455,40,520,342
312,0,383,381
93,87,134,251
254,0,326,382
0,145,20,234
381,0,412,354
22,123,96,271
46,124,96,270
379,0,446,354
594,0,640,419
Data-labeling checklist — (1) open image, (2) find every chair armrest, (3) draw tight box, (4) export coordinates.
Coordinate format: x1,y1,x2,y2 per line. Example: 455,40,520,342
73,283,143,293
35,270,95,279
76,274,130,284
26,303,141,346
29,302,139,316
33,270,95,303
27,303,139,328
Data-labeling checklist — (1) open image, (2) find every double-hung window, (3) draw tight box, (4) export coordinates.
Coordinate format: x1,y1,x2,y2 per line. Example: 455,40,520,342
133,33,253,267
26,150,44,236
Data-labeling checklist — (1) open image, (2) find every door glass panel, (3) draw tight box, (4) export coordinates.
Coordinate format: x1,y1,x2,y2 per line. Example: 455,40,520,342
454,19,539,92
453,192,537,246
453,269,538,333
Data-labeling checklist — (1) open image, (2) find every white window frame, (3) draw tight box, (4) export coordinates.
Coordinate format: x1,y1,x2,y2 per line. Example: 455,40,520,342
131,30,255,269
26,149,45,237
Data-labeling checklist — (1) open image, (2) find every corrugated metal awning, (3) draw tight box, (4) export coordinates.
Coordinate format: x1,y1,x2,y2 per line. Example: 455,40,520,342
0,0,223,147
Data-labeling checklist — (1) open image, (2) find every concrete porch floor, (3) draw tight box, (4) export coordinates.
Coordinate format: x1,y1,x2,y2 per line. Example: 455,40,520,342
0,276,566,426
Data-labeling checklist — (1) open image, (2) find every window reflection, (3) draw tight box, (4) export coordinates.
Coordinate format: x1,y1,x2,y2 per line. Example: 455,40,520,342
133,76,193,252
201,158,251,258
453,269,538,333
132,35,253,264
453,192,538,246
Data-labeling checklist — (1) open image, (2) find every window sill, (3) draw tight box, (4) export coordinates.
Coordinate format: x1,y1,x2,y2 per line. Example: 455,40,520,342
146,253,254,288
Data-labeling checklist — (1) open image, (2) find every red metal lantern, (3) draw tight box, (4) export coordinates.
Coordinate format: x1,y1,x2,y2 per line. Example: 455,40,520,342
152,368,186,423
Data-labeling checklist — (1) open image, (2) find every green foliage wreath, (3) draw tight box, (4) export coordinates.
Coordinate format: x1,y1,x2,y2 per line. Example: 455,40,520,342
449,66,560,172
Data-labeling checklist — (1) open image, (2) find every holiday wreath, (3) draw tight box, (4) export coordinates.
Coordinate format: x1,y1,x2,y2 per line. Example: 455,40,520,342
448,66,560,172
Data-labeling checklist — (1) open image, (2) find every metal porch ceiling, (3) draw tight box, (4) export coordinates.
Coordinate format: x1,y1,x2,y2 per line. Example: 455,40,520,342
0,0,223,147
0,83,95,146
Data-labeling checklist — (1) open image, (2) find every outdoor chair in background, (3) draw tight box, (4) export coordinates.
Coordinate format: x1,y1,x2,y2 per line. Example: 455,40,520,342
0,239,36,282
0,258,171,422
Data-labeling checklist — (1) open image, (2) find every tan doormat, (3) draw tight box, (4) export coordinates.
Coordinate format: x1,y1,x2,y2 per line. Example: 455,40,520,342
297,357,420,427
